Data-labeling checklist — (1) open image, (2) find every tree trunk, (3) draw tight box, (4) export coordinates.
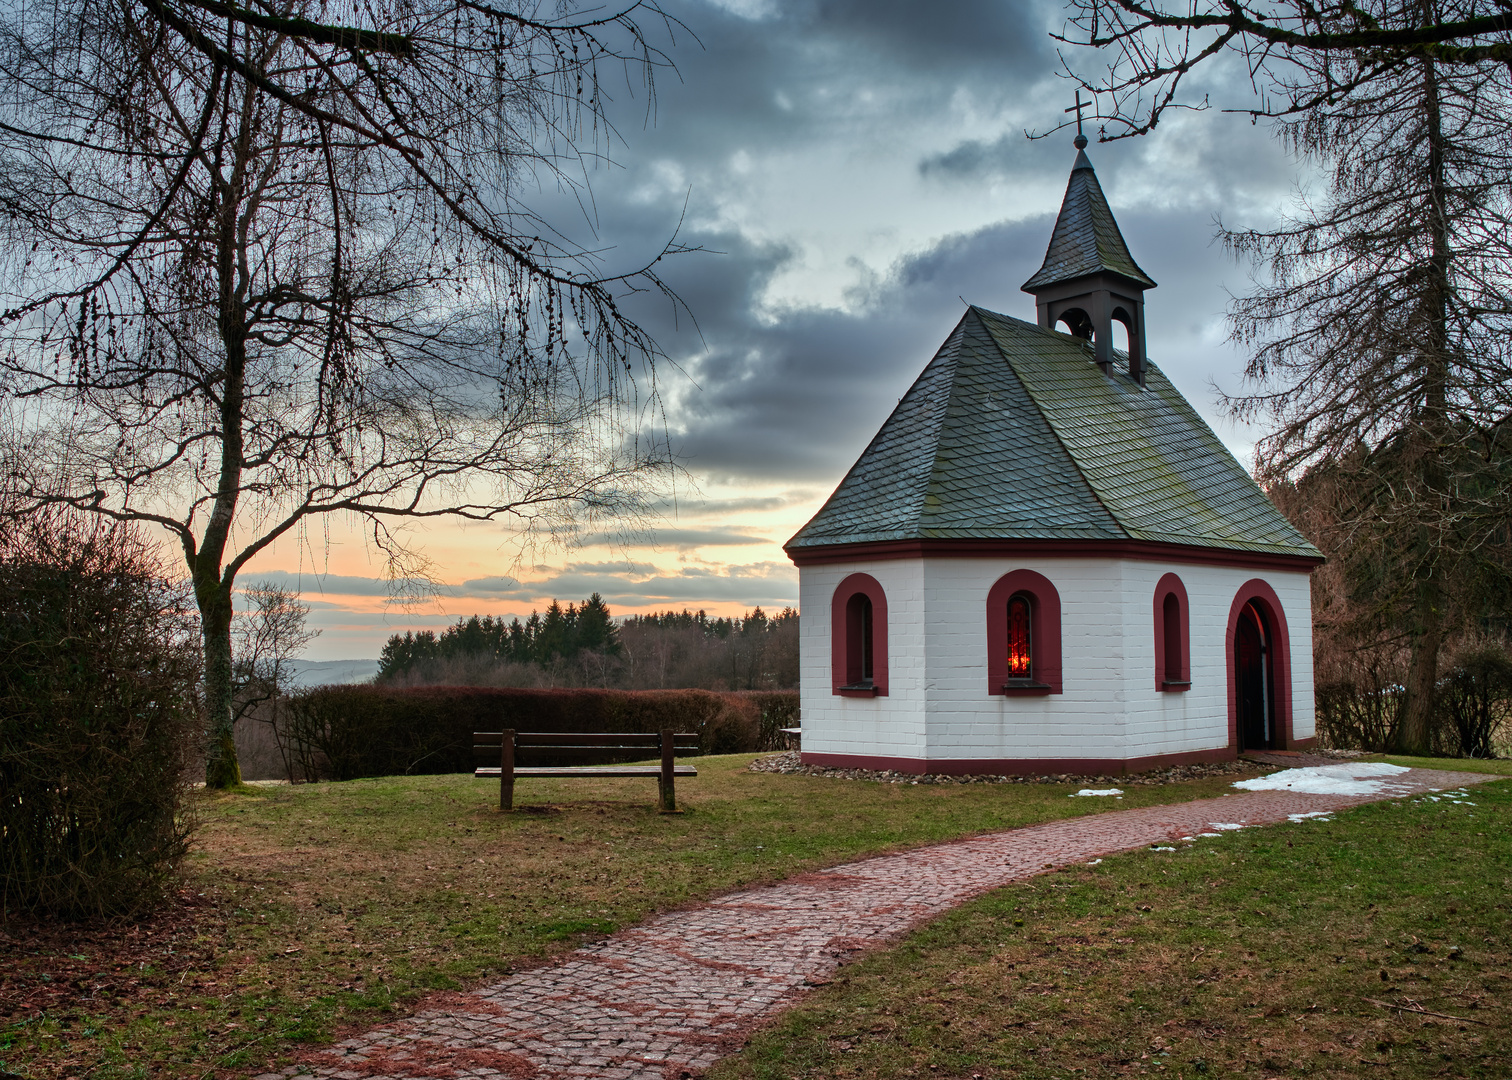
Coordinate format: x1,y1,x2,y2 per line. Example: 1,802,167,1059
1394,572,1442,755
200,580,242,788
1392,50,1452,759
199,108,253,790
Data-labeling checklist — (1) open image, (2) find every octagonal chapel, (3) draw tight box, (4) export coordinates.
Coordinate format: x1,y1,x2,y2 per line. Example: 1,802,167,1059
784,139,1323,775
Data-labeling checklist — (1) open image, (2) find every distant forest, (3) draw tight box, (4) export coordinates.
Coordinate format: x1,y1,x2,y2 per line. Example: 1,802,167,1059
377,595,799,690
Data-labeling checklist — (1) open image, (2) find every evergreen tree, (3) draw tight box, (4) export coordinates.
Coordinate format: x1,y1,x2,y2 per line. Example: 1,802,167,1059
576,593,620,655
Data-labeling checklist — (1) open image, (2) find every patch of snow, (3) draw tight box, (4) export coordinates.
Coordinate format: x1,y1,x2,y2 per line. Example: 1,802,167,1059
1151,846,1176,852
1198,832,1222,838
1086,859,1102,866
1208,822,1245,831
1288,811,1333,823
1232,762,1411,796
1071,788,1125,797
1416,788,1477,807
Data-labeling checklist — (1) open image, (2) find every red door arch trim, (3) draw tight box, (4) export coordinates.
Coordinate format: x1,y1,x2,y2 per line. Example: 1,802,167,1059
1224,579,1293,749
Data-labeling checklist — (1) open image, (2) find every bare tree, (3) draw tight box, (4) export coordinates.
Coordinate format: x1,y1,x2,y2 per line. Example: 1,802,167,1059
0,2,688,785
233,583,320,709
231,581,318,778
1054,0,1512,138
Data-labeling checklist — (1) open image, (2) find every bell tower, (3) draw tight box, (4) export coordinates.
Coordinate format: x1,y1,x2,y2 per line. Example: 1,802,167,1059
1022,126,1156,385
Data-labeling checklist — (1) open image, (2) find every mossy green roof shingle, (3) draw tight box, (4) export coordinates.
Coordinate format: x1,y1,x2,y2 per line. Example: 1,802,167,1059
1022,149,1156,292
786,306,1320,560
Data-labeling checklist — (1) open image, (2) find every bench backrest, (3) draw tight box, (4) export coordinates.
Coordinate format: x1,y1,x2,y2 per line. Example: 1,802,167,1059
474,731,699,765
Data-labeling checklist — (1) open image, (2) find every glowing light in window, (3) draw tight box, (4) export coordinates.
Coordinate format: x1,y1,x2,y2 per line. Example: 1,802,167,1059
1007,594,1032,678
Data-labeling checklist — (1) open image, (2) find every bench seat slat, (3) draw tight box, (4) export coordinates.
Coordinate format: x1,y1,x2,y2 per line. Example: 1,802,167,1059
476,743,699,751
475,765,698,778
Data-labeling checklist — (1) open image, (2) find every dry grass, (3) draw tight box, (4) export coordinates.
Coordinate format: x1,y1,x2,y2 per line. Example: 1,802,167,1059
712,774,1512,1080
0,752,1271,1079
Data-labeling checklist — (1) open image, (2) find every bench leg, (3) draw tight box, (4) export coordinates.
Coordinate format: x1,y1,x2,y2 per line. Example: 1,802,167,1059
501,728,515,812
659,728,677,813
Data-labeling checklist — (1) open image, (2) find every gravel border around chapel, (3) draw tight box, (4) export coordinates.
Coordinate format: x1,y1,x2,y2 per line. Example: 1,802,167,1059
747,748,1367,787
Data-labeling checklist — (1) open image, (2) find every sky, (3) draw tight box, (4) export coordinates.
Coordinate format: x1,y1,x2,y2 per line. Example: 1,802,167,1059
241,0,1311,660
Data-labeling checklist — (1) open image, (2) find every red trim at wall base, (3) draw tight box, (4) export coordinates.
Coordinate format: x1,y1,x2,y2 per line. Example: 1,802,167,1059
800,746,1239,777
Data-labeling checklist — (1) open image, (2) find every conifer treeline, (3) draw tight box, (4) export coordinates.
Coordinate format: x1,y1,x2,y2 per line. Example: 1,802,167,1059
377,594,799,690
378,594,617,677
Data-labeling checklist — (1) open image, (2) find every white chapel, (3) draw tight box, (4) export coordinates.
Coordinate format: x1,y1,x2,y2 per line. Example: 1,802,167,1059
784,136,1323,775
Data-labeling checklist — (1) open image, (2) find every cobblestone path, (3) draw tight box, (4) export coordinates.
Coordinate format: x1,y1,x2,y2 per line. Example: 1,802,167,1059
262,766,1494,1080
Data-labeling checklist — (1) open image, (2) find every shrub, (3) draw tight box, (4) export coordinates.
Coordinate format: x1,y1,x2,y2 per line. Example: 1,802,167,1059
278,685,798,781
1436,644,1512,759
736,691,801,751
0,513,199,918
1315,678,1403,752
1315,636,1511,758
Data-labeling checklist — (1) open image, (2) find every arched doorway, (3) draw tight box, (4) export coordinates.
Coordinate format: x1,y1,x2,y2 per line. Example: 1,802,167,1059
1234,600,1274,750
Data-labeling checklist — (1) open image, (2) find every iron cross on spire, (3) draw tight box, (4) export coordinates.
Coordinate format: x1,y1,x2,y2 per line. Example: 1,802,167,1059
1065,90,1090,149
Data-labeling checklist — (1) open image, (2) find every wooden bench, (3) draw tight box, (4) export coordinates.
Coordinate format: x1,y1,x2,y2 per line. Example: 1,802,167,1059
474,729,699,812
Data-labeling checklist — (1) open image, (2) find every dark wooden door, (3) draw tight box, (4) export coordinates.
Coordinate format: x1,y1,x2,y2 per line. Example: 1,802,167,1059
1235,606,1270,750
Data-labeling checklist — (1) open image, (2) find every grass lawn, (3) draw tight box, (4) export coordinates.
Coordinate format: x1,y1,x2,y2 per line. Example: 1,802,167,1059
712,774,1512,1080
0,753,1273,1080
1376,755,1512,777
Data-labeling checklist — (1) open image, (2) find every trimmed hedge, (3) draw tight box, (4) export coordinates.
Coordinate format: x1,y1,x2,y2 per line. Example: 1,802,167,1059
280,685,799,781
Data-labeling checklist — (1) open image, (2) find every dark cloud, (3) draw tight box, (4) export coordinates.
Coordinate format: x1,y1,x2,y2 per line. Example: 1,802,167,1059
651,492,812,514
795,0,1055,73
578,526,772,548
918,133,1036,182
239,570,442,598
460,575,523,596
456,560,795,608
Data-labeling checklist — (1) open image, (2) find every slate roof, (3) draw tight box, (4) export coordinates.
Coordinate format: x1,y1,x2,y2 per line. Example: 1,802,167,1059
786,307,1321,560
1022,149,1156,291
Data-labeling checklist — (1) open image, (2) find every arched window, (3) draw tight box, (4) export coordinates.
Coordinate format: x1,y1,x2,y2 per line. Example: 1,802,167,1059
1162,594,1181,678
1006,593,1033,679
846,592,875,686
1153,572,1190,691
986,570,1062,695
831,573,888,697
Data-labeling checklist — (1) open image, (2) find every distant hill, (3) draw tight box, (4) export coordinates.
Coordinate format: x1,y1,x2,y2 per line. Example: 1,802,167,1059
285,659,378,688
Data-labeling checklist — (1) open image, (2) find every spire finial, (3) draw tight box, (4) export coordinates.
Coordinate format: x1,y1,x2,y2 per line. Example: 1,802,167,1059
1065,90,1090,149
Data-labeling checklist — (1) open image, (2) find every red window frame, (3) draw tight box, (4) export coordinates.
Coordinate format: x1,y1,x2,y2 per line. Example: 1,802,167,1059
986,570,1062,695
1153,572,1191,691
831,572,888,696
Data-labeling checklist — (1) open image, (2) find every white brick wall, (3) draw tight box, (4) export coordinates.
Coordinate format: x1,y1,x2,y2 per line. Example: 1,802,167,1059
799,560,929,760
799,555,1315,766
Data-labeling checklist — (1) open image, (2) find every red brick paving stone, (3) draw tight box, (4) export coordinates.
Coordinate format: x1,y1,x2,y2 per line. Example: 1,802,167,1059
255,766,1497,1080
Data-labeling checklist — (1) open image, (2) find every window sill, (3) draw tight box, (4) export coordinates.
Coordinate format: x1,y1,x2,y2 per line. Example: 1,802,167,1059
1160,680,1192,692
1001,679,1053,696
835,684,885,697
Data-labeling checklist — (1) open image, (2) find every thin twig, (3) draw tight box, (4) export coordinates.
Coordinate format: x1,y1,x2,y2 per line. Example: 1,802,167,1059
1362,997,1487,1025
